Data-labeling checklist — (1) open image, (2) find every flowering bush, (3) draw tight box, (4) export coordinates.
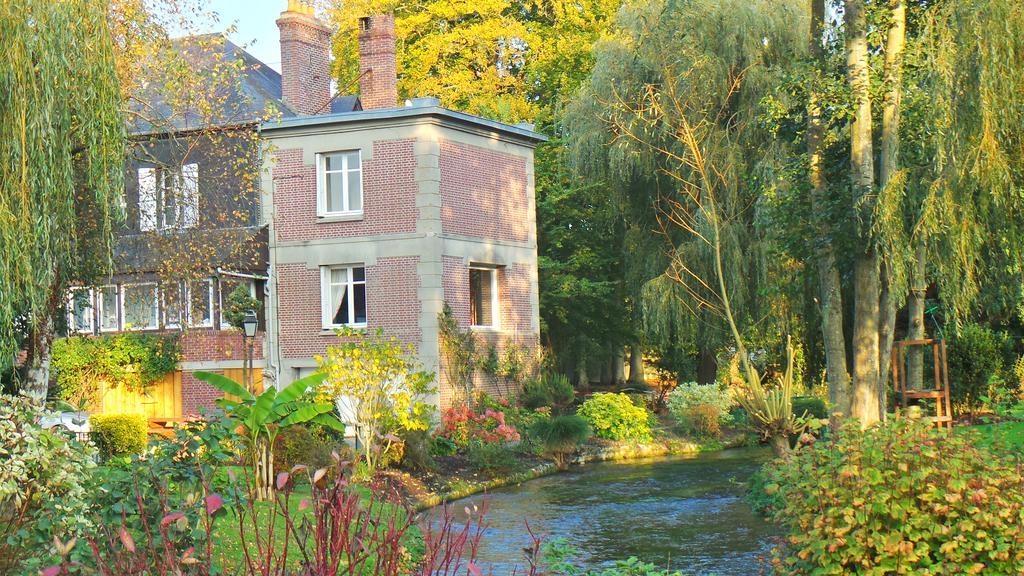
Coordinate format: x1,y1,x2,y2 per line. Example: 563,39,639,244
577,393,654,441
667,382,735,434
758,418,1024,574
438,404,521,448
0,395,95,572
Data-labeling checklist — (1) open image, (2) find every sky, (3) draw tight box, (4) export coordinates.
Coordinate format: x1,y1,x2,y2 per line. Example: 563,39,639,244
197,2,287,72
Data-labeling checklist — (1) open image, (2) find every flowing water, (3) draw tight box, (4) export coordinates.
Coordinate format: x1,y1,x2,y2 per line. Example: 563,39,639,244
446,447,781,575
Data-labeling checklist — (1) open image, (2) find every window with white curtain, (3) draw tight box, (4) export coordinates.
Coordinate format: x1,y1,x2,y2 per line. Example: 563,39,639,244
138,163,199,231
321,265,367,328
67,287,93,334
122,283,159,330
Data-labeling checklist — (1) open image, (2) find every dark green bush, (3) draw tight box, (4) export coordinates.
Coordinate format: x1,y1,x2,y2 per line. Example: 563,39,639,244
520,372,575,412
467,441,519,476
430,435,458,457
790,396,827,420
90,413,148,457
947,323,1013,414
398,429,435,471
760,418,1024,574
530,414,591,468
273,424,338,470
577,392,654,441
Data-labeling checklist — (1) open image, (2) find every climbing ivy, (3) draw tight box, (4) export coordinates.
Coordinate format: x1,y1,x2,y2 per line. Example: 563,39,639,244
50,333,181,404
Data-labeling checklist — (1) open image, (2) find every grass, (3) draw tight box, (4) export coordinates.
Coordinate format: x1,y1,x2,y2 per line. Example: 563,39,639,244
969,419,1024,450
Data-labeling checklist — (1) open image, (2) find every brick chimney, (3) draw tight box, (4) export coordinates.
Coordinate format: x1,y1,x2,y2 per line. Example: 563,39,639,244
358,14,398,110
277,0,332,115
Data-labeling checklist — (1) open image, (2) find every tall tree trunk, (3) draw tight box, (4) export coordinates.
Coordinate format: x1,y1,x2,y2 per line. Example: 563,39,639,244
876,0,907,420
846,0,881,427
697,347,718,385
808,0,851,417
628,344,645,384
612,348,626,384
907,243,927,388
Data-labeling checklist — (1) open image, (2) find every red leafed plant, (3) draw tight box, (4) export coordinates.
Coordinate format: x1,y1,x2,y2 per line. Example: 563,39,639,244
43,455,543,576
439,406,521,447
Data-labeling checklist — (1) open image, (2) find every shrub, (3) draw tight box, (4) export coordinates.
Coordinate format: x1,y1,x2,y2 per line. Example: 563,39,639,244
759,418,1024,574
530,414,591,468
399,429,435,471
273,424,338,471
947,323,1013,414
89,413,148,457
51,333,180,404
0,395,95,572
430,436,458,457
467,440,519,476
790,396,827,420
577,393,653,441
667,382,735,434
438,404,521,448
520,372,575,412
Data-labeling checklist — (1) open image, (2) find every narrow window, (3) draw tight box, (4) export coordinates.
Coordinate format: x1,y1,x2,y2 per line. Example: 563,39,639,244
321,265,367,328
318,151,362,216
98,285,119,332
189,280,214,327
122,283,159,330
67,288,94,334
469,267,499,329
162,281,185,328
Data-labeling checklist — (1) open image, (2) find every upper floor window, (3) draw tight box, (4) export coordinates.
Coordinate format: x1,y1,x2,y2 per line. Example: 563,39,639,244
469,266,499,329
122,283,159,330
317,151,362,216
67,288,93,334
321,265,367,328
138,163,199,231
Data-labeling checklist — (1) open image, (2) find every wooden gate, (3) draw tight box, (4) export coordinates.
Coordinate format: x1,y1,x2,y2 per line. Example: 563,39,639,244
95,371,183,420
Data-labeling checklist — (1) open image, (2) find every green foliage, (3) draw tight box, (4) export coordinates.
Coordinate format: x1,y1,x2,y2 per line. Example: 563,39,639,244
222,283,262,331
667,382,736,434
543,540,684,576
577,392,653,442
429,436,458,458
398,429,435,472
0,395,95,571
196,370,343,498
437,304,479,402
520,372,576,412
790,396,827,421
273,424,338,471
316,327,436,473
760,418,1024,574
731,340,807,455
0,0,125,372
89,413,148,458
467,440,520,477
530,414,591,468
946,323,1014,414
51,333,180,404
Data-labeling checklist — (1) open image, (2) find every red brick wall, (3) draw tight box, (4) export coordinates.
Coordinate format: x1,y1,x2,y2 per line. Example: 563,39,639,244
277,11,332,115
277,256,422,361
358,14,398,110
439,140,530,243
271,140,418,243
178,329,264,416
439,256,538,406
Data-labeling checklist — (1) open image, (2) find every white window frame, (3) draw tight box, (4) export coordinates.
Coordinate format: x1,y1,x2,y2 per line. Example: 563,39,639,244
320,265,367,329
161,281,186,329
189,279,215,328
66,287,94,334
138,163,199,232
316,150,363,217
97,285,120,332
469,265,500,330
121,282,160,331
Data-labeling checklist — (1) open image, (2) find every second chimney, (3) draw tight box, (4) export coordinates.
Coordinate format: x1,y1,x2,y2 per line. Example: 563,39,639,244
358,15,398,110
277,1,332,115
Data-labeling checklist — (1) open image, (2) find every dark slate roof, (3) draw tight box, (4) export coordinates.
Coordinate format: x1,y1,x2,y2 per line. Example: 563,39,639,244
128,35,360,135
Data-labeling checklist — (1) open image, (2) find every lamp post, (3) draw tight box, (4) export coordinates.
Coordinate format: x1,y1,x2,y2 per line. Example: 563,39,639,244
242,310,258,393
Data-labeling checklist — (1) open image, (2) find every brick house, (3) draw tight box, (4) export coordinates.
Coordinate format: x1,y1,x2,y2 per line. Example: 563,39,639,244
261,9,544,409
63,1,542,420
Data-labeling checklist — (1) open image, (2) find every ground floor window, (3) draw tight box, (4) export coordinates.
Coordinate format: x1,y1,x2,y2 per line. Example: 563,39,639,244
98,285,119,332
469,266,499,329
122,283,159,330
321,265,367,328
67,288,93,334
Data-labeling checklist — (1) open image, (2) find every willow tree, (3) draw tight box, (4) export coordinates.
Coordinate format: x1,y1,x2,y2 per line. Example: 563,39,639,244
0,0,125,393
566,0,808,383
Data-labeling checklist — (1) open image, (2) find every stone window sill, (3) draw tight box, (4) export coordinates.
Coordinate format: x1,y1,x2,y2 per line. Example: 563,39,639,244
317,212,364,224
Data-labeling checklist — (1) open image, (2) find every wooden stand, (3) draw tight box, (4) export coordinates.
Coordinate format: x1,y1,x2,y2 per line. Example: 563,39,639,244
891,339,953,430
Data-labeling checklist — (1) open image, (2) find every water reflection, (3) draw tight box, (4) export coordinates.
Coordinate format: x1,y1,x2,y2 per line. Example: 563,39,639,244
443,447,781,575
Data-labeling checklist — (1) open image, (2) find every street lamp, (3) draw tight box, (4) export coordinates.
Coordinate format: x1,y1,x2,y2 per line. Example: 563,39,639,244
242,310,258,393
